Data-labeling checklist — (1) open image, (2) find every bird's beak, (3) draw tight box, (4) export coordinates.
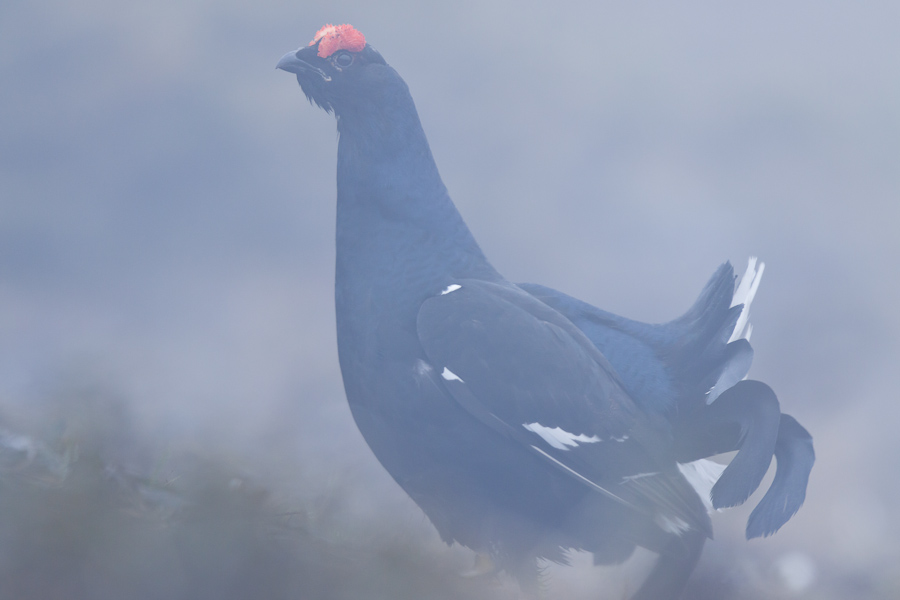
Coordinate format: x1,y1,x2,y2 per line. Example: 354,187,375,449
276,49,332,81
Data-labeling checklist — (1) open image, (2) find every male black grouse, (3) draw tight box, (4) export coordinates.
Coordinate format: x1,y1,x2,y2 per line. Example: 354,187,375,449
278,24,814,600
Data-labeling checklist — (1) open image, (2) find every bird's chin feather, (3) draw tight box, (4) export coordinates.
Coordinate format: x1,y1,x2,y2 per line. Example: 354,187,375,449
300,86,333,114
278,48,336,113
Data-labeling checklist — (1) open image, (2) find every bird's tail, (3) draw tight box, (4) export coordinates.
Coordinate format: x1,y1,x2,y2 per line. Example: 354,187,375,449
664,259,763,408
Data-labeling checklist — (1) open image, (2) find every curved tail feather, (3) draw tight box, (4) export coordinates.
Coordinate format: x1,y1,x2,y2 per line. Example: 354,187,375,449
746,414,815,538
519,259,813,538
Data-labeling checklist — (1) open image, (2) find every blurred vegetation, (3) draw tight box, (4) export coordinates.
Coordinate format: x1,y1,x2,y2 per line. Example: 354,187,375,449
0,383,502,600
0,381,891,600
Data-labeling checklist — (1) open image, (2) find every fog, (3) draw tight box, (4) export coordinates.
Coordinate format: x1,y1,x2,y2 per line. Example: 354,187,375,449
1,0,898,598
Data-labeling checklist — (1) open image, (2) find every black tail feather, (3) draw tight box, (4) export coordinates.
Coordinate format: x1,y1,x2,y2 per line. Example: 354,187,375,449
746,414,815,538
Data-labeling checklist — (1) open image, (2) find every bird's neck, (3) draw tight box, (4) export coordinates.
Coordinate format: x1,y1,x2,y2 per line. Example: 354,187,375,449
333,77,500,301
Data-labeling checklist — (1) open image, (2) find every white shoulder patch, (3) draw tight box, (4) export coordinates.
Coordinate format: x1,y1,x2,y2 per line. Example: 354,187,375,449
440,284,462,295
523,422,602,451
729,257,765,343
441,367,464,383
677,458,727,512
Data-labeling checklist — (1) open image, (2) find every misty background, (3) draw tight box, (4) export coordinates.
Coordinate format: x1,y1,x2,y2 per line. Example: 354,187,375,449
1,0,898,598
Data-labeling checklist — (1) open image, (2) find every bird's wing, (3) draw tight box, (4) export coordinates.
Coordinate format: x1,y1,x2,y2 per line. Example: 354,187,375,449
416,279,710,536
519,263,752,413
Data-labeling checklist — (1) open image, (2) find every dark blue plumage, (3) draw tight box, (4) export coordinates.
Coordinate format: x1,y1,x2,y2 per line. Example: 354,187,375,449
523,263,814,535
522,263,745,416
278,24,813,600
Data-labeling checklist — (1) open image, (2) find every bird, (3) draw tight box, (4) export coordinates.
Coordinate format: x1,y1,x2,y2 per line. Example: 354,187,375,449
277,24,814,599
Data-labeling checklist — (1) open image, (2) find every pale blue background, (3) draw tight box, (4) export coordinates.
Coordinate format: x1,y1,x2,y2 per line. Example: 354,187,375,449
2,1,897,597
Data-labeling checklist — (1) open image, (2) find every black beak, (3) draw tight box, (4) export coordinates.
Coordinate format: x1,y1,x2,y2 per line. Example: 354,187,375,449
276,48,331,81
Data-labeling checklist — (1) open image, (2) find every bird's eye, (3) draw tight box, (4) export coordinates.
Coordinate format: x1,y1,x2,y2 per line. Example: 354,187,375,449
333,52,353,68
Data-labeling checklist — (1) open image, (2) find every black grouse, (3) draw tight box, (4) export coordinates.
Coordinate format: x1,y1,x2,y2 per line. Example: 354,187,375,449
277,24,814,600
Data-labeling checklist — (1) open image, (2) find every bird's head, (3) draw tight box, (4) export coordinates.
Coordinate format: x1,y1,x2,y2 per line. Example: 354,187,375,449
277,24,389,115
